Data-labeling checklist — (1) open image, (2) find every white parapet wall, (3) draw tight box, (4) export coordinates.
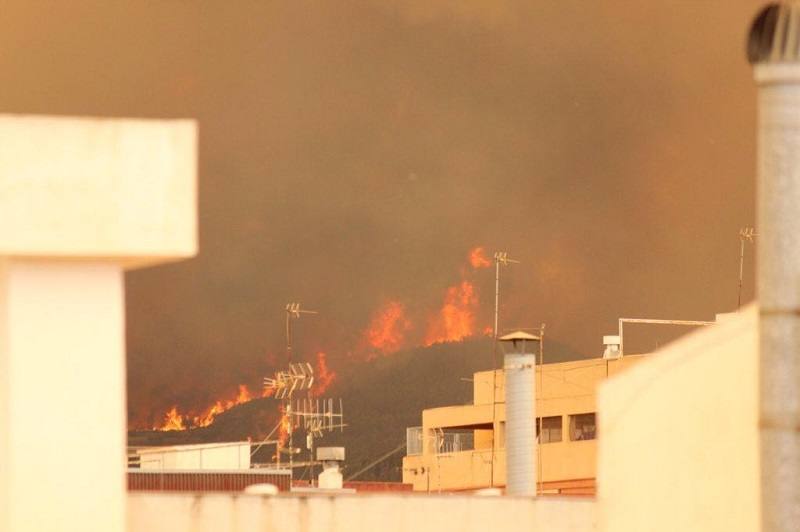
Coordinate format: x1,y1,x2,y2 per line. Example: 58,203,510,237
128,493,596,532
138,442,252,470
597,304,759,532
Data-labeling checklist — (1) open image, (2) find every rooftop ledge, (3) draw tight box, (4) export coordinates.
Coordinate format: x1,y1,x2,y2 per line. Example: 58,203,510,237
128,492,597,532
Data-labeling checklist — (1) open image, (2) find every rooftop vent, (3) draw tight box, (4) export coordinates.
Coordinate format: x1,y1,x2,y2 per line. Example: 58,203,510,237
748,2,800,64
603,335,621,359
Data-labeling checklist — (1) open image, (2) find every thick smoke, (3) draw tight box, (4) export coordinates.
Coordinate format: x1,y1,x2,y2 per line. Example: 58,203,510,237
0,1,761,427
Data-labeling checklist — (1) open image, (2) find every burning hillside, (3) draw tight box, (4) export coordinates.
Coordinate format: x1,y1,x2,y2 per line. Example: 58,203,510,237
139,246,496,435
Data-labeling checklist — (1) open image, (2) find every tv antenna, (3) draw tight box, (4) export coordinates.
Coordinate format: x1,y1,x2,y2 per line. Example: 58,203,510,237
492,252,520,339
489,250,519,488
738,227,757,309
293,397,346,483
285,302,318,362
262,362,314,399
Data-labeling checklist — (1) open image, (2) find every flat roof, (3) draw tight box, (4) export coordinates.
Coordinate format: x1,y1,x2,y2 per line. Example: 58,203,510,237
136,441,251,455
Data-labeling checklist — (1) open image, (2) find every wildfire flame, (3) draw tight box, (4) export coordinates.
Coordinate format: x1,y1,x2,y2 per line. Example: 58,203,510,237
159,407,186,431
424,280,479,345
152,352,339,431
147,245,494,433
277,405,292,449
469,246,492,269
154,384,259,431
363,300,412,357
423,247,490,346
311,351,336,397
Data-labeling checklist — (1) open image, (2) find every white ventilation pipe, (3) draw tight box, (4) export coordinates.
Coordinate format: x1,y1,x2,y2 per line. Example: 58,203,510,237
317,447,345,490
503,349,537,496
748,4,800,530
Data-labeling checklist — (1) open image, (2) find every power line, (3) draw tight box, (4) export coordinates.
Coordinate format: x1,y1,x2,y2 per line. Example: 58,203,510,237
345,443,406,481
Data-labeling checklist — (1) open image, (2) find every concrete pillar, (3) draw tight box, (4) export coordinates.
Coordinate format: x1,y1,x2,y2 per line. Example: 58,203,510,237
0,115,196,532
748,4,800,531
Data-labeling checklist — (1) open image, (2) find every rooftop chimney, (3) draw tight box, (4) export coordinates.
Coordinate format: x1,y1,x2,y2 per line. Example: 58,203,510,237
499,331,540,496
748,4,800,530
602,335,621,359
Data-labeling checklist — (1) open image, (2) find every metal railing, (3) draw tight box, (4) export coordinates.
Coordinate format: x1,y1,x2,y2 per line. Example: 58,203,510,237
434,431,474,454
406,427,423,456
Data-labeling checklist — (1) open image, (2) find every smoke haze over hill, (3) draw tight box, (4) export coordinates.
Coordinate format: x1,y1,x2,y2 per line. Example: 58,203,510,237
0,1,762,426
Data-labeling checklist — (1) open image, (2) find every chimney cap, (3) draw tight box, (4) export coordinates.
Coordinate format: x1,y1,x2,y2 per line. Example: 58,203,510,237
498,331,541,342
603,335,620,345
748,3,800,64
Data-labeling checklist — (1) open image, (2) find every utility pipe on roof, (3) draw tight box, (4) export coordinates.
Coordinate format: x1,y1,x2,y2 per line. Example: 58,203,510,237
748,4,800,530
499,332,539,496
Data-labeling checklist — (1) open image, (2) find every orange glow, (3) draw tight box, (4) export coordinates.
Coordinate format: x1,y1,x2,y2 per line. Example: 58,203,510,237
277,405,292,449
311,351,337,397
424,280,479,345
469,246,492,269
192,384,256,427
483,325,494,336
363,300,412,356
235,384,252,403
155,384,260,431
158,407,186,431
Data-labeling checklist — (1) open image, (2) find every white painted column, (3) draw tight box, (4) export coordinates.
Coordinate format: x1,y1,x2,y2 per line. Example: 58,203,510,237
0,260,126,531
0,115,196,532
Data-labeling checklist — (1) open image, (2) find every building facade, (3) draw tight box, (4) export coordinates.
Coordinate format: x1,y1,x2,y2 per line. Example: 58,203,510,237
402,355,646,494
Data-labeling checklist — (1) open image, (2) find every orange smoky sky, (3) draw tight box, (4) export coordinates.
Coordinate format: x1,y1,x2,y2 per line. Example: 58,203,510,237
0,1,762,425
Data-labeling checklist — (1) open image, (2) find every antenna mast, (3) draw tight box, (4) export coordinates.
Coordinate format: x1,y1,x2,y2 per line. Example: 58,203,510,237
490,251,519,488
738,227,756,309
285,302,318,362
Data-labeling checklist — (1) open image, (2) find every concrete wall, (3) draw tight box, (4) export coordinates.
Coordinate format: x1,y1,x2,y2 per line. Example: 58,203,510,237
0,114,197,268
597,305,758,532
139,443,251,470
128,493,596,532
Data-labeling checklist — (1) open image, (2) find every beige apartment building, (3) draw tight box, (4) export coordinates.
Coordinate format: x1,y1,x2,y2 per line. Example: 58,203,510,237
402,354,646,494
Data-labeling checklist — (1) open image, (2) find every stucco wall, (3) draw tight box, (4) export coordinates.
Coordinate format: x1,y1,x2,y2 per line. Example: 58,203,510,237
597,305,758,532
128,493,596,532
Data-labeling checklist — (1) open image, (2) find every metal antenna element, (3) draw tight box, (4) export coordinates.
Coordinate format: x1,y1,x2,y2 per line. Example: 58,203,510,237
263,362,314,399
489,251,519,488
285,303,318,363
292,397,345,483
492,252,520,339
738,227,757,309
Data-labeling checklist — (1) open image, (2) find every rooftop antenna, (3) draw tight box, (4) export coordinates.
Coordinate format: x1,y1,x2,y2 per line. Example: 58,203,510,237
293,397,346,484
258,363,313,471
737,227,757,309
285,302,318,363
493,252,521,340
262,362,314,399
490,251,519,488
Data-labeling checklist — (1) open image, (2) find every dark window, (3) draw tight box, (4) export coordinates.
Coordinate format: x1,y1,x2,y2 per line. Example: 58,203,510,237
536,416,563,443
569,413,596,441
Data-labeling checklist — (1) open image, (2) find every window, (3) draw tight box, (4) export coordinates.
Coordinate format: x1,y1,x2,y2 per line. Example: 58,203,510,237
569,413,596,441
536,416,563,443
